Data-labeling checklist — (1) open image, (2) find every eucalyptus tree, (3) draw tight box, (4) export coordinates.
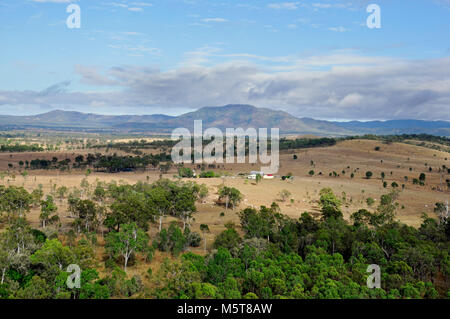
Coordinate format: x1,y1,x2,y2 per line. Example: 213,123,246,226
105,222,148,271
172,184,197,231
0,186,33,221
200,224,210,252
218,186,242,210
39,195,59,229
147,185,170,232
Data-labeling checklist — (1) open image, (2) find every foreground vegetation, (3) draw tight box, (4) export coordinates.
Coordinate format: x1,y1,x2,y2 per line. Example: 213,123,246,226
0,177,448,299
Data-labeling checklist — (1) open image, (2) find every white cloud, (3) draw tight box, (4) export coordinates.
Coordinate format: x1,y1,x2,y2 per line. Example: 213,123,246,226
202,18,228,23
312,3,332,9
267,2,302,10
329,26,348,32
1,54,449,120
103,2,146,12
312,2,353,9
338,93,364,107
131,2,152,7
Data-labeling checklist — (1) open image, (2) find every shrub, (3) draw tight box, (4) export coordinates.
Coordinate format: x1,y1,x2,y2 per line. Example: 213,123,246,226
366,198,375,206
178,167,194,178
185,228,202,247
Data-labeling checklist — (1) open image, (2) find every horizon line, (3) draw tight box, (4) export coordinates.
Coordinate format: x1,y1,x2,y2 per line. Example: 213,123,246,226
0,106,449,123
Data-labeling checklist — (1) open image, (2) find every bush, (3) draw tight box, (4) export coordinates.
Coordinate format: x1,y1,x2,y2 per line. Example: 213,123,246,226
213,225,242,252
178,167,194,178
104,258,116,269
419,173,426,182
185,228,202,247
31,229,47,244
154,222,188,256
366,198,375,206
199,171,218,178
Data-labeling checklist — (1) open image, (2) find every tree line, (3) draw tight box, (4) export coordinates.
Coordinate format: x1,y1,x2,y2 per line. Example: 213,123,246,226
0,144,44,153
21,153,172,173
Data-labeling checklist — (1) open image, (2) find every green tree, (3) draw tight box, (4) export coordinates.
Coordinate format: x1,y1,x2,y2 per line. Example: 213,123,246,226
56,186,68,202
172,184,197,230
105,223,148,271
0,186,33,221
93,185,106,203
15,276,51,299
148,185,170,232
319,188,343,220
218,186,242,210
30,239,77,283
238,205,280,242
419,173,426,183
213,223,242,252
39,195,59,228
31,186,44,207
372,191,399,226
107,185,156,232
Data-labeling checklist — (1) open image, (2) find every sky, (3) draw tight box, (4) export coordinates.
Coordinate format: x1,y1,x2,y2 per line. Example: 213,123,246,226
0,0,449,121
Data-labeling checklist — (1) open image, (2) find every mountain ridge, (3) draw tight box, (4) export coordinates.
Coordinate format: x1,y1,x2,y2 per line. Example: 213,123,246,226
0,104,448,136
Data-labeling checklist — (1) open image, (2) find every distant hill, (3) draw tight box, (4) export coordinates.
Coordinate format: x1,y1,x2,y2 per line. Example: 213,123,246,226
0,110,174,131
115,104,352,136
334,119,450,136
0,105,448,136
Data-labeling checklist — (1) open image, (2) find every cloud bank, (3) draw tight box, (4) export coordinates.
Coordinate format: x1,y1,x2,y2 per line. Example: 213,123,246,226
1,53,450,120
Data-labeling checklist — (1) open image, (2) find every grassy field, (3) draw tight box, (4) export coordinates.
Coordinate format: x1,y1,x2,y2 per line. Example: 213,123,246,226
0,135,448,299
1,138,448,232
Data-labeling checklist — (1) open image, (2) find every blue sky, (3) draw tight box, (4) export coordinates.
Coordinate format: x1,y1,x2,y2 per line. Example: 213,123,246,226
0,0,449,120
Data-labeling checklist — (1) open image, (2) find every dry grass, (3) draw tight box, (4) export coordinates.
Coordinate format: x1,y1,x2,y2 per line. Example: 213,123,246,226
0,139,448,280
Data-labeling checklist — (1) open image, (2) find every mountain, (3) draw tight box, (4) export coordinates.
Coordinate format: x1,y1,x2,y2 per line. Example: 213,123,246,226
0,105,448,136
114,104,352,135
334,119,450,136
0,110,174,130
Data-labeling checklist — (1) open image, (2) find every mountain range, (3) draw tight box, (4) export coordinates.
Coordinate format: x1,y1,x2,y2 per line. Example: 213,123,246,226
0,104,448,136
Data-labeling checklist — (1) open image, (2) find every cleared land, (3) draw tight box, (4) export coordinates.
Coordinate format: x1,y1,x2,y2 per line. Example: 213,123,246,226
1,139,448,235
